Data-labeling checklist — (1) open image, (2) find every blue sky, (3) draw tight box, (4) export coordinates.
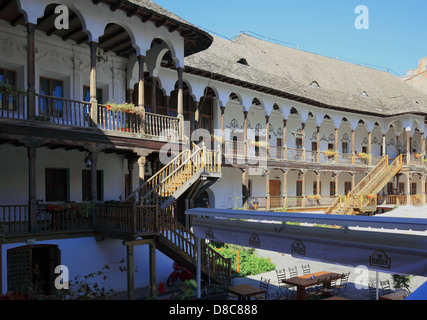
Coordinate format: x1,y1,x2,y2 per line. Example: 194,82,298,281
155,0,427,76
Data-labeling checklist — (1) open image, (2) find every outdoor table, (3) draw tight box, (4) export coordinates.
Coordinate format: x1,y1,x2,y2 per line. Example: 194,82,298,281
379,291,408,300
322,295,350,300
227,284,267,300
282,271,343,300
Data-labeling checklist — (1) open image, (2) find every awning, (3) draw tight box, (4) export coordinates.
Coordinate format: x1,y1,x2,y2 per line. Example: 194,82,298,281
186,208,427,277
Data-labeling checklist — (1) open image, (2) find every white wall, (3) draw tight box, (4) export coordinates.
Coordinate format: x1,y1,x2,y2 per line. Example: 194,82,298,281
1,237,173,295
0,144,125,205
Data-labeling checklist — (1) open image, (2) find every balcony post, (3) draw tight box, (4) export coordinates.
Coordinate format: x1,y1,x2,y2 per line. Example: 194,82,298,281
382,134,386,157
335,128,339,163
265,170,270,210
89,41,98,127
125,244,135,300
177,68,184,140
406,173,411,206
244,111,248,157
351,130,356,164
282,170,288,208
27,23,36,121
27,146,37,232
301,170,306,207
301,122,305,162
266,116,270,158
242,167,249,209
368,131,372,165
406,128,411,165
316,126,320,163
421,174,426,205
221,106,225,153
283,119,288,160
137,55,146,134
149,241,157,297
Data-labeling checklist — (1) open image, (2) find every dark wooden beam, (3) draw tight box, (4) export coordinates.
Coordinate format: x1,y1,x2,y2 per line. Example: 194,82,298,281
99,28,127,45
62,26,83,41
141,13,152,23
110,0,121,11
10,14,23,26
0,0,13,14
104,38,132,52
126,8,138,17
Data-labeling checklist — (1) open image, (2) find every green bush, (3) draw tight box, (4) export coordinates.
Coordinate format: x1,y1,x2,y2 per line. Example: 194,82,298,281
210,242,275,277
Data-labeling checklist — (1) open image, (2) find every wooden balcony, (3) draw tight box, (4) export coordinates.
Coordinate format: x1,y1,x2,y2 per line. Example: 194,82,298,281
0,89,181,143
221,140,427,170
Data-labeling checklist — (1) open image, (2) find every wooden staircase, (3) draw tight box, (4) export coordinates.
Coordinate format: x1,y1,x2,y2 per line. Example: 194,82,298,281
121,143,229,284
325,155,403,215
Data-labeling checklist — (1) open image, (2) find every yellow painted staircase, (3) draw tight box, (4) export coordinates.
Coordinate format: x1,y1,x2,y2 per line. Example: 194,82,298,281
325,155,403,215
120,143,230,284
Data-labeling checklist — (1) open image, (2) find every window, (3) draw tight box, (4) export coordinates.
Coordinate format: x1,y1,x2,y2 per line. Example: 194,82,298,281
362,146,368,154
342,142,348,154
398,182,405,195
387,182,394,195
45,168,69,202
330,181,336,196
82,170,104,201
0,68,17,110
39,77,63,117
344,181,352,195
411,183,417,195
296,138,303,149
83,86,103,104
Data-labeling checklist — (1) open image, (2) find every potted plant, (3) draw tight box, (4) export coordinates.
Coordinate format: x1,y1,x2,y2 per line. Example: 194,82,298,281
414,153,423,159
105,102,143,115
323,149,336,157
0,83,28,97
357,152,370,159
307,195,321,201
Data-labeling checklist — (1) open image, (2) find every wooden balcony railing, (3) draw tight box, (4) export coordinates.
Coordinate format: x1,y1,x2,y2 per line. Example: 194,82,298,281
36,94,92,127
1,203,92,237
145,112,179,139
0,88,27,120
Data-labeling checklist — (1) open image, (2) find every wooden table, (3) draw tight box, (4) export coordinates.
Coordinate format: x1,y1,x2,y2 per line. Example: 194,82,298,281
380,291,408,300
322,295,350,300
227,284,267,300
282,271,343,300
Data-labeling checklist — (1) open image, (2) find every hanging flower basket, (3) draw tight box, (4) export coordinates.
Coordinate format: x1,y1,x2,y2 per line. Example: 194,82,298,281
211,135,224,143
105,102,143,114
323,149,336,156
366,194,376,199
248,140,269,148
357,153,370,159
307,195,321,201
414,153,423,159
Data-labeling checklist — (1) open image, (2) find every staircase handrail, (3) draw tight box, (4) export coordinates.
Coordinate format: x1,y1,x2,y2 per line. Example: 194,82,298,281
158,207,231,282
324,155,388,215
140,144,204,204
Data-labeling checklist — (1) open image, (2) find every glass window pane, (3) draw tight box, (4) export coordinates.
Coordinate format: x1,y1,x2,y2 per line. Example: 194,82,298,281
40,78,50,95
6,71,15,86
52,80,63,98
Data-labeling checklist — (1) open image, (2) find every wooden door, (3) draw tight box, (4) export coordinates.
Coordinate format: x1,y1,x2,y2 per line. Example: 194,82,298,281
269,180,281,208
